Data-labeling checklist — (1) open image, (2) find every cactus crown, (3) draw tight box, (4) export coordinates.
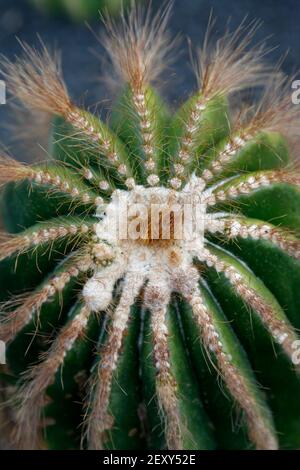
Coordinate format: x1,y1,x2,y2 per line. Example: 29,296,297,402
1,3,300,451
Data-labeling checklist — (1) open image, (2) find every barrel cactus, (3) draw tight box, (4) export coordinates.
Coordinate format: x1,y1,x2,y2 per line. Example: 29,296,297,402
1,5,300,451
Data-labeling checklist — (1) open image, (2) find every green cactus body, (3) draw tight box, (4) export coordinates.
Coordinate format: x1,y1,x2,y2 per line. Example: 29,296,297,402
1,5,300,451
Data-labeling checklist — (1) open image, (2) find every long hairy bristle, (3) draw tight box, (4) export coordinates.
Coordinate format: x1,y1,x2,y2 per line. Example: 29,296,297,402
0,288,52,343
194,17,268,98
0,154,99,208
151,306,182,449
188,288,278,450
86,273,144,450
222,218,300,260
1,39,72,116
5,101,52,161
0,220,93,263
0,251,91,344
201,247,300,369
13,303,91,449
209,170,300,207
101,1,176,89
245,74,300,146
0,154,33,184
0,233,30,261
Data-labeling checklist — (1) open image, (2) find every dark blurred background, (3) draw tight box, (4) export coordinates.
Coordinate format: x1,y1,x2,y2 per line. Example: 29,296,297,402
0,0,300,160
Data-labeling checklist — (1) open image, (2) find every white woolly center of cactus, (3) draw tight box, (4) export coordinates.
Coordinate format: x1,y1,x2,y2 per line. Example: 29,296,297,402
83,175,211,312
95,174,207,251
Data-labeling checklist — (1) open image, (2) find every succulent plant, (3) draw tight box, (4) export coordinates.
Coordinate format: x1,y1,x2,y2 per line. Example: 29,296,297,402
31,0,133,21
1,4,300,451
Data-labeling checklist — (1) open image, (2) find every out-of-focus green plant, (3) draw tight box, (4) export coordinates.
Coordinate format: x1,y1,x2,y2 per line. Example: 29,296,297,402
31,0,133,21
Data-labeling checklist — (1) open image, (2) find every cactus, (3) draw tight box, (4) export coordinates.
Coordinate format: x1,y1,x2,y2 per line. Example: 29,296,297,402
31,0,133,21
1,4,300,451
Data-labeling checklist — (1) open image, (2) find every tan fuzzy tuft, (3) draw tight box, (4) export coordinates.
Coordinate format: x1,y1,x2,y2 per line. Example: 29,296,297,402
0,233,30,261
0,154,34,185
101,1,176,90
1,39,72,116
245,75,300,146
5,101,52,161
194,17,268,98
